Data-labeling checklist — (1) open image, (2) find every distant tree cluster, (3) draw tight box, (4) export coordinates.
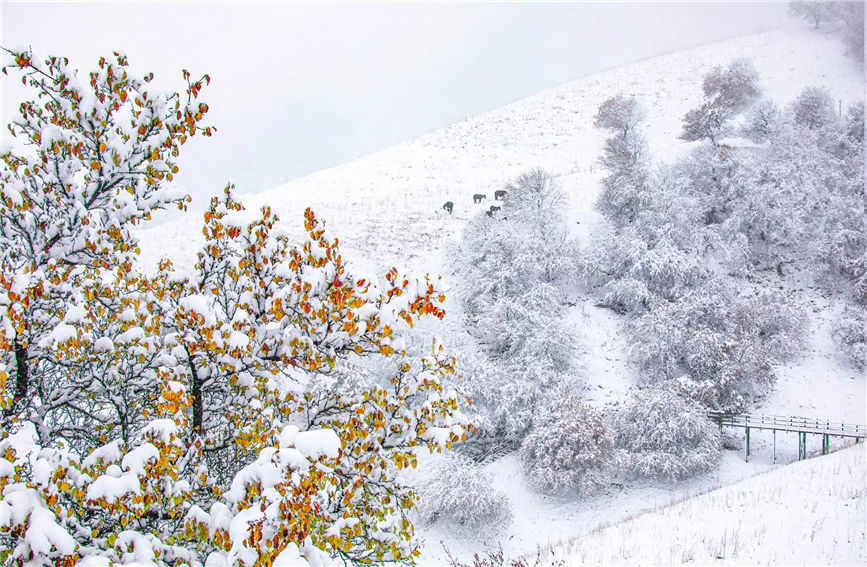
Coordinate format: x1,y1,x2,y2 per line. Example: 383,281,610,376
590,59,864,415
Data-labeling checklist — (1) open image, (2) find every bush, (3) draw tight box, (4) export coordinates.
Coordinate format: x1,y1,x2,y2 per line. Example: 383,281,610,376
520,396,614,496
415,453,512,537
614,386,721,481
832,305,867,369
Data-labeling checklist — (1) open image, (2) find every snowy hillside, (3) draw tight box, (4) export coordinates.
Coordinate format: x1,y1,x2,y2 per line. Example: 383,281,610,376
548,443,865,565
137,23,863,275
132,21,866,564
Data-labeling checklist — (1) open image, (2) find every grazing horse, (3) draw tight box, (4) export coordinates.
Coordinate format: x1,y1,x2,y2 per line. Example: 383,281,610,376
489,205,501,213
494,189,507,201
443,201,454,214
473,193,487,204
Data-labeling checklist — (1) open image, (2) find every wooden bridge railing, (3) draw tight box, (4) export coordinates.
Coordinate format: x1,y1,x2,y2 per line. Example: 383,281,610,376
707,411,866,463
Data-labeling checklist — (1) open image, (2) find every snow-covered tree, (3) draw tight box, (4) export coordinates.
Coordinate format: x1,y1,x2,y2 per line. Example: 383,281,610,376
519,395,613,496
629,280,805,411
0,49,212,438
0,49,470,566
593,94,645,137
788,1,838,29
700,58,762,114
790,86,838,130
594,95,651,226
613,386,721,481
680,59,761,144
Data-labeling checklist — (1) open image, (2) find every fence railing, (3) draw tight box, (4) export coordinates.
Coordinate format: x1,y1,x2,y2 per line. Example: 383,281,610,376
707,411,866,438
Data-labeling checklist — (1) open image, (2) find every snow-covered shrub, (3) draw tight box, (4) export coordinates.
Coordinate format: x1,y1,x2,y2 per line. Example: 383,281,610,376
630,280,805,411
415,453,512,537
832,306,867,369
520,396,614,496
614,386,721,481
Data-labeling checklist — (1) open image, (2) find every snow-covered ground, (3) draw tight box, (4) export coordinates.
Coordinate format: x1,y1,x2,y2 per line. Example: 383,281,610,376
133,21,865,564
548,443,865,565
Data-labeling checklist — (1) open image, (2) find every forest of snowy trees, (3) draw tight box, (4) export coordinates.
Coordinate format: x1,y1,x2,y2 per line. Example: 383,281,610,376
425,57,864,536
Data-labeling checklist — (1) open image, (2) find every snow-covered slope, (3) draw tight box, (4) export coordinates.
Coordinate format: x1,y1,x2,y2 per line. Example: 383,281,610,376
134,22,865,563
547,443,865,565
137,24,863,276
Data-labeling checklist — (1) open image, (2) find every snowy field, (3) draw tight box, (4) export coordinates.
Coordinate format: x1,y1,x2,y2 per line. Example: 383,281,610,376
548,443,865,565
132,21,866,564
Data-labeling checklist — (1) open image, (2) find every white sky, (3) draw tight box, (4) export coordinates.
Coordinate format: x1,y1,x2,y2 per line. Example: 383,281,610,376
1,1,790,215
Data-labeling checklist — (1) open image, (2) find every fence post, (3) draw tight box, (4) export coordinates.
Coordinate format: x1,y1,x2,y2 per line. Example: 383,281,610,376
773,429,776,464
745,427,750,462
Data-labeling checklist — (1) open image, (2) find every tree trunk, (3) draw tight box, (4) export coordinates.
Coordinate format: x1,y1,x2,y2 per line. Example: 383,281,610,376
189,355,203,432
4,341,29,418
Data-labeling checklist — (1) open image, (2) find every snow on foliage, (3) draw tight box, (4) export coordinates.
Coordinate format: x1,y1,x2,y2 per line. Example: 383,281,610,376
519,395,614,496
0,51,470,566
680,58,761,144
832,306,867,370
589,61,865,412
414,453,512,538
593,94,651,227
448,169,582,450
613,386,721,481
630,280,805,411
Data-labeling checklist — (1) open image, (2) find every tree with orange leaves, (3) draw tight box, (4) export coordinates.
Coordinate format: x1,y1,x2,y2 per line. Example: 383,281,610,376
0,49,469,566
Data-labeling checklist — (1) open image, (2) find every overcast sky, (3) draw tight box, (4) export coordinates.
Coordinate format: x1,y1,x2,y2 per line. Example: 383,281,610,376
2,1,790,214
